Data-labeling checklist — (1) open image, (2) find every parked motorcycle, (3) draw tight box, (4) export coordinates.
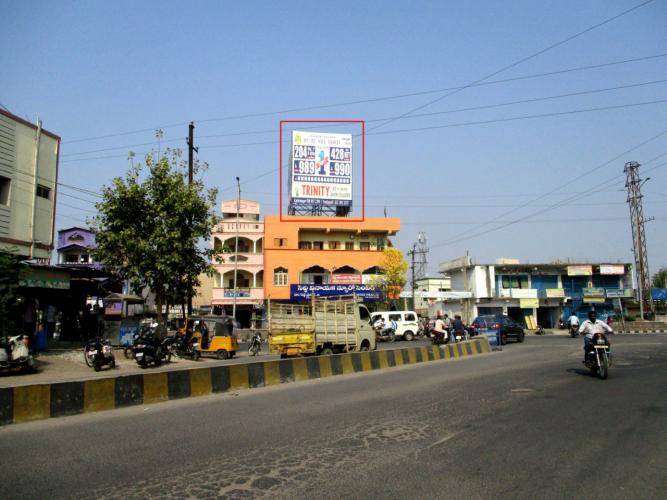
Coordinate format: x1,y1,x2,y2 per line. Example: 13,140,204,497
84,336,116,371
0,335,36,374
248,331,263,356
570,324,580,338
134,332,170,368
585,332,612,379
170,334,200,361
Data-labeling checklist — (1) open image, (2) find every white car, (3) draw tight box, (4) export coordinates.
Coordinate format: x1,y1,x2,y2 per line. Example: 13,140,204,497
370,311,419,341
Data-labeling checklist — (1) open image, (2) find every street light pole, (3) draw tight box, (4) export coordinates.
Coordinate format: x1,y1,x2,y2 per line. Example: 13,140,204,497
232,177,241,321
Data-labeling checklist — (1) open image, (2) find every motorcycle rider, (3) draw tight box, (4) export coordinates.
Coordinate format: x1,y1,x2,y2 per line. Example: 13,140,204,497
432,315,448,343
578,310,612,362
452,315,466,341
568,312,580,333
373,315,385,332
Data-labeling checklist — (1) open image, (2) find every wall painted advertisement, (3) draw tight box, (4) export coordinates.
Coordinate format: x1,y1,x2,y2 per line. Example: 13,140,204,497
290,131,352,206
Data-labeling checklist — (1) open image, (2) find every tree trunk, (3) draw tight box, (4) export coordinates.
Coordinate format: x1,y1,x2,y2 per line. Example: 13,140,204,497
155,287,164,333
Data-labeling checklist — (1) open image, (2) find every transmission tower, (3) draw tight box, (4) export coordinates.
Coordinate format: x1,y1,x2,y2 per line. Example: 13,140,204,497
407,232,429,309
624,161,654,318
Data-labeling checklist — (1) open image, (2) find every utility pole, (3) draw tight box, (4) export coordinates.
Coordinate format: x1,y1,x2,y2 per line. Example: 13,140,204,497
624,161,654,319
186,122,198,316
407,232,429,311
232,177,241,321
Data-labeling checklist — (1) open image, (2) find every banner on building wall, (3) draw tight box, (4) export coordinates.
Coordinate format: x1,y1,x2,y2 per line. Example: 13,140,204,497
583,297,606,303
290,284,379,301
18,268,70,289
290,131,353,206
606,289,634,298
652,288,667,300
331,274,362,284
510,288,538,299
519,298,539,308
599,264,625,275
583,287,605,297
399,290,473,299
567,265,592,276
545,288,565,298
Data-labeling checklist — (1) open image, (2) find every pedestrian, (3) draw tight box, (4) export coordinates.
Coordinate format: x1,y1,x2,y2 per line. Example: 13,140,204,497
45,304,57,338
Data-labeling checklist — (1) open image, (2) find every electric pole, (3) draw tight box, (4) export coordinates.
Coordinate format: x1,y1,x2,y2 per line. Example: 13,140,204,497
186,122,198,316
232,177,241,321
407,232,429,311
624,161,654,319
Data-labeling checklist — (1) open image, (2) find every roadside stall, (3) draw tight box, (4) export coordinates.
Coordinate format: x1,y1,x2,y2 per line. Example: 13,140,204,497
102,293,145,346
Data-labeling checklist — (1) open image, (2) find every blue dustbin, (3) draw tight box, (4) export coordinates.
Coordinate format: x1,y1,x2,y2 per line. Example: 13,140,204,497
35,330,47,352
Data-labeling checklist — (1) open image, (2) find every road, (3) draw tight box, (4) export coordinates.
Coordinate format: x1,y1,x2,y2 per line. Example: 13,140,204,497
2,334,666,499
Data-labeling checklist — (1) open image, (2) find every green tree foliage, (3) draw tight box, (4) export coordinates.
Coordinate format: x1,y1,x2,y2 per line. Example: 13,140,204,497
0,247,25,336
369,248,408,307
653,267,667,289
92,149,219,326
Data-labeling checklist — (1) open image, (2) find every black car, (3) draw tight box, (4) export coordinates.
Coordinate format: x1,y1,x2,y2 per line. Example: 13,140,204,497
470,314,525,345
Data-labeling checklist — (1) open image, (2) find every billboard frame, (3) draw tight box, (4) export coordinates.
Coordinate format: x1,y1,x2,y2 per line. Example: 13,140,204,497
279,120,365,223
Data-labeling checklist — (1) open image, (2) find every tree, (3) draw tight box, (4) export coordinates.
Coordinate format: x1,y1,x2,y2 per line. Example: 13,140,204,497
370,248,408,307
0,248,25,337
92,149,219,327
653,267,667,289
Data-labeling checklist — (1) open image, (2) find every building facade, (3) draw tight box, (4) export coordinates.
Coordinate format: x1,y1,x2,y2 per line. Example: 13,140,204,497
406,277,453,315
56,227,99,267
210,199,264,326
263,215,401,301
432,256,634,327
0,109,60,260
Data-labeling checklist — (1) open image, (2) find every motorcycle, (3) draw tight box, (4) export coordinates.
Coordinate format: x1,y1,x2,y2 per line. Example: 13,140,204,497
570,324,580,338
84,336,116,372
248,332,263,356
0,335,36,374
584,332,612,379
134,331,171,368
374,324,396,342
431,329,449,346
418,318,432,338
170,334,200,361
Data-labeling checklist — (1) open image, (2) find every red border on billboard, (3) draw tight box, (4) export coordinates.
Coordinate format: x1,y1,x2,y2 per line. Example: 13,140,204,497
279,120,365,222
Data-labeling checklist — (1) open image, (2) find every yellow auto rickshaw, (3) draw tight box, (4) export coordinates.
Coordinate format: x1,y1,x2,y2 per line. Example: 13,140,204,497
181,316,239,359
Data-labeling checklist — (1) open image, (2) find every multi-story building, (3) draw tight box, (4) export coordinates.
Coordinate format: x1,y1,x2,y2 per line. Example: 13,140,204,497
263,215,401,301
210,199,264,326
56,226,99,268
432,256,634,327
407,277,452,315
0,109,60,260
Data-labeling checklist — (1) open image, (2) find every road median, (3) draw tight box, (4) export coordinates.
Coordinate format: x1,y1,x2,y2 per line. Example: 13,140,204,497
0,337,491,426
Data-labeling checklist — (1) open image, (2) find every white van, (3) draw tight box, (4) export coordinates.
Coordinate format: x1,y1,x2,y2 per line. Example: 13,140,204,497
370,311,419,341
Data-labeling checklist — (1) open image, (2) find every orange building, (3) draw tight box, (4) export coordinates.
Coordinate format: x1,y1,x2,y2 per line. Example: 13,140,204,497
263,215,401,301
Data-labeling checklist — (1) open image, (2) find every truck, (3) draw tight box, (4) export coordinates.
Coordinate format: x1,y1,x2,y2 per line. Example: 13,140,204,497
268,295,376,357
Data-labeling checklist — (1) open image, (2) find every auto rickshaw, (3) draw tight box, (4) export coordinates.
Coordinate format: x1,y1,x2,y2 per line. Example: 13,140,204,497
180,316,238,359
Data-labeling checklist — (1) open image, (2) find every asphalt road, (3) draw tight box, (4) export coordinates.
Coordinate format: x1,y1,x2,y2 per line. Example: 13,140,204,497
2,334,666,499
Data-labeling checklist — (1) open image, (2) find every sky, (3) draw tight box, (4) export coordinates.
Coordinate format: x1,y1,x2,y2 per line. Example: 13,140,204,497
1,0,666,275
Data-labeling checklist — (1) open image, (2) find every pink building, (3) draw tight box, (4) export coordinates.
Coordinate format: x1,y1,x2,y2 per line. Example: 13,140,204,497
211,199,264,327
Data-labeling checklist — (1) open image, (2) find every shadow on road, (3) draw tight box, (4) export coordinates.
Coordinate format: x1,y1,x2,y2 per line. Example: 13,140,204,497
566,367,593,378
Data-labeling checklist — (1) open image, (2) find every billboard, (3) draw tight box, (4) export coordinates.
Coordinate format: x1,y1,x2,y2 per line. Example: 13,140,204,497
599,264,625,275
290,284,379,301
567,265,592,276
290,131,352,206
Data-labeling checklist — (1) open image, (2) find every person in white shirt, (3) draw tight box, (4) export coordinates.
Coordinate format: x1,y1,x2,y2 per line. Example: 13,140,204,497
568,313,580,327
433,316,448,343
578,310,612,361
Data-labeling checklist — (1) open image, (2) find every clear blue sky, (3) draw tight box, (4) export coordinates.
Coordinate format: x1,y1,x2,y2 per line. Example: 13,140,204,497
2,0,666,274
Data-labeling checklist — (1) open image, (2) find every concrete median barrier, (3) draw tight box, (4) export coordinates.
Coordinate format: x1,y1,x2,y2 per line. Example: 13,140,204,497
0,337,491,426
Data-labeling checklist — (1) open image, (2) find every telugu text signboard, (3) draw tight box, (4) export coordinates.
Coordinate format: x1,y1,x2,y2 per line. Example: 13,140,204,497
330,274,362,285
290,284,379,301
605,289,634,298
567,265,592,276
290,131,352,206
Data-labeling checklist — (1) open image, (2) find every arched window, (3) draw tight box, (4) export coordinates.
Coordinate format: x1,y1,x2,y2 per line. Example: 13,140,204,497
274,267,288,286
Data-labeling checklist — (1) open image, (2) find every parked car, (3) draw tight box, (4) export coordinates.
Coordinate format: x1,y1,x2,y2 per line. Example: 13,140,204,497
370,311,419,341
469,314,525,345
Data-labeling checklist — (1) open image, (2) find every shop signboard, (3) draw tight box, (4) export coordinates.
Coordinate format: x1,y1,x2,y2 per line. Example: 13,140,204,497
583,287,605,297
510,288,538,299
18,267,70,289
519,298,539,308
652,288,667,300
567,265,592,276
290,284,379,301
331,274,362,285
290,131,353,207
545,288,565,298
583,297,606,303
599,264,625,275
224,289,251,298
605,289,634,299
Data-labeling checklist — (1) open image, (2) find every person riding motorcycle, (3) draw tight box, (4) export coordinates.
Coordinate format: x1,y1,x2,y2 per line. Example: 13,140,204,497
432,316,448,343
578,310,612,362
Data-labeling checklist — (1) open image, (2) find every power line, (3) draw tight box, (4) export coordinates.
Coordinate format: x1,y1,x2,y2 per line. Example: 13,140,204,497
60,97,667,164
368,0,657,132
62,51,667,146
61,78,667,158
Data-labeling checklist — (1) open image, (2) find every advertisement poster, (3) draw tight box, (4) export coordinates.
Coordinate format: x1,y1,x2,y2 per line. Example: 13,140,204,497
520,298,539,308
567,265,593,276
290,131,352,205
599,264,625,275
545,288,565,298
330,274,362,284
290,284,379,301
